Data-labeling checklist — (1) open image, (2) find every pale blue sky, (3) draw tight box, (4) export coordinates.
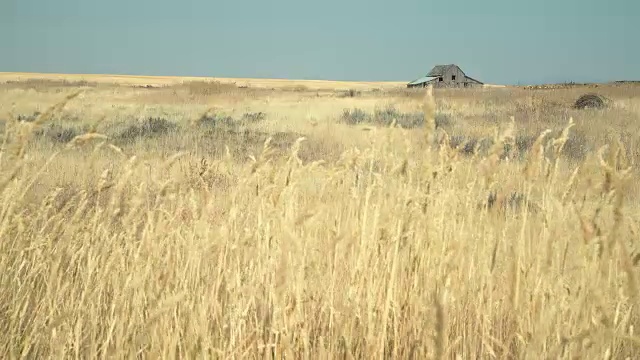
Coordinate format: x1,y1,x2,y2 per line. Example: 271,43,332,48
1,0,637,85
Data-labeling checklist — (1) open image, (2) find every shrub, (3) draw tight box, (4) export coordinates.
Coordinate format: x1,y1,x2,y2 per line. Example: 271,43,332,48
34,124,80,144
117,117,177,143
17,112,42,122
562,131,590,161
241,112,267,123
337,89,361,98
434,113,452,129
340,106,451,129
373,106,424,128
448,136,493,156
450,130,591,162
514,134,537,158
340,108,369,125
197,114,235,129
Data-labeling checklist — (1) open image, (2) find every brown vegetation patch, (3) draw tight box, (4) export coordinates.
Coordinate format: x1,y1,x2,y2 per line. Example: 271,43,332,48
573,93,610,110
0,78,101,92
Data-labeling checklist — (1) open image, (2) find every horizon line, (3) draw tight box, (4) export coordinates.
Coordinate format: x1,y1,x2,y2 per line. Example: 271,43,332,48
1,70,637,87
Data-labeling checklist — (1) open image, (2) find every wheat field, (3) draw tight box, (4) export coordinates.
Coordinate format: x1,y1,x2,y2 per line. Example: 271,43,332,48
1,75,640,359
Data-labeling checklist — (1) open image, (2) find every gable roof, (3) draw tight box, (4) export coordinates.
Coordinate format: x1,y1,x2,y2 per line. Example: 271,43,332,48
464,75,484,84
427,64,462,77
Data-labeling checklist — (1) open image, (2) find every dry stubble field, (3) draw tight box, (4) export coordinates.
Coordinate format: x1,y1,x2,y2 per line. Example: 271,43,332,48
1,74,640,359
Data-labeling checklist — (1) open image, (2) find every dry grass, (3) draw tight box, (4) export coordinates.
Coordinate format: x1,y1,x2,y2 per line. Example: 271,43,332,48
1,76,640,359
0,72,407,91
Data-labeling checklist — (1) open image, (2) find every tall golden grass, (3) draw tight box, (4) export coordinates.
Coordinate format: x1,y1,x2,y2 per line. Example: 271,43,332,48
1,81,640,359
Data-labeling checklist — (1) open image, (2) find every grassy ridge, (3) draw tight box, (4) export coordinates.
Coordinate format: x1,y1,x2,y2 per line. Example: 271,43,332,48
1,83,640,358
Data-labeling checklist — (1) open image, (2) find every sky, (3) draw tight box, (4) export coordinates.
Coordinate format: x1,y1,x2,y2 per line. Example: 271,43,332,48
1,0,638,85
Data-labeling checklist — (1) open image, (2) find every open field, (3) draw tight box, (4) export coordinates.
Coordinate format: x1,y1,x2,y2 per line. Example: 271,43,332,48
2,74,640,358
0,72,409,91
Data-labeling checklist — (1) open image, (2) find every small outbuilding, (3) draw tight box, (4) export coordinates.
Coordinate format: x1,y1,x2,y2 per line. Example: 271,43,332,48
407,64,483,88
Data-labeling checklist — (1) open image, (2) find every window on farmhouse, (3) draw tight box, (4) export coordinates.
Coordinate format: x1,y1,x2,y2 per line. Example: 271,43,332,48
452,75,456,81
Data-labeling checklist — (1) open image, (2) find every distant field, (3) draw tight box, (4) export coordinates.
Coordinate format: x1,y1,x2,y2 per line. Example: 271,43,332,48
1,73,640,358
0,71,410,91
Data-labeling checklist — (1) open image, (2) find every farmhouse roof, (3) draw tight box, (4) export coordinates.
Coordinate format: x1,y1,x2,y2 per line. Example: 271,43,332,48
407,76,432,86
426,64,458,77
464,75,483,84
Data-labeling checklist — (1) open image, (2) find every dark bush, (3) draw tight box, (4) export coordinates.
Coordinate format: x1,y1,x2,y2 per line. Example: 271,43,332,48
573,93,609,110
447,136,495,157
449,130,590,162
514,134,537,157
117,117,177,142
448,135,480,155
379,106,424,128
562,132,590,161
34,124,80,144
340,106,451,129
448,135,467,150
373,106,424,128
434,113,452,129
241,112,266,123
17,112,41,122
337,89,361,98
340,108,369,125
197,114,235,129
197,112,265,132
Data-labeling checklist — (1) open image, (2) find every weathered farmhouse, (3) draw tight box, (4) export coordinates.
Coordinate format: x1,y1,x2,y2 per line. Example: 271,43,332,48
407,64,483,88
